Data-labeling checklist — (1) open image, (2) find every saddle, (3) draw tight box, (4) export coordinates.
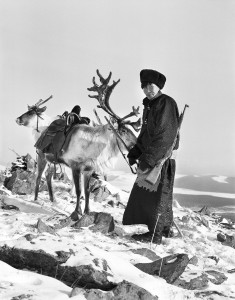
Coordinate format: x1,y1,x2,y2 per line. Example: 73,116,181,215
35,106,90,162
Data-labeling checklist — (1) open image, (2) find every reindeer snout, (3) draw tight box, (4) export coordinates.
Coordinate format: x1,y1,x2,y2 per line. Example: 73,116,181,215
16,117,22,125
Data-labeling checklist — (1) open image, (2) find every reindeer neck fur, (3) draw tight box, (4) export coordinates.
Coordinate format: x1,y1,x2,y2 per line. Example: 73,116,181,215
62,123,121,173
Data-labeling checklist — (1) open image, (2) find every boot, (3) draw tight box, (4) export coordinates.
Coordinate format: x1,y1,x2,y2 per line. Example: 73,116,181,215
132,231,152,242
132,231,162,244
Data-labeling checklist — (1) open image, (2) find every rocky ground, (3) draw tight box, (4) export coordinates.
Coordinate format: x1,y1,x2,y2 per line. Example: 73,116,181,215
0,166,235,299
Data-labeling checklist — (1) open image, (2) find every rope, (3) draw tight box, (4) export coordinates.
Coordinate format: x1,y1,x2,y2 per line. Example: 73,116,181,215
36,115,39,132
159,258,164,277
116,137,137,174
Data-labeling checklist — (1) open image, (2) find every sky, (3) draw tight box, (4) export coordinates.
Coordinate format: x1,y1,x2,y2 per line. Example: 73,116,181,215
0,0,235,176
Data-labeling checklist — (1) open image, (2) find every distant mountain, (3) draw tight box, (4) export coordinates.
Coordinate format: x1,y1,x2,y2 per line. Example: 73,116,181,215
174,175,235,194
174,193,235,210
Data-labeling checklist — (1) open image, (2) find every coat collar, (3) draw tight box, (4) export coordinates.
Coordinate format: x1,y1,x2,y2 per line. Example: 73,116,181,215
142,90,162,107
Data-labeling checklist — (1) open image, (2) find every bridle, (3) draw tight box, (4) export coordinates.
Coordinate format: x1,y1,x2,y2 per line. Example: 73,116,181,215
27,95,53,132
29,106,45,132
104,116,137,174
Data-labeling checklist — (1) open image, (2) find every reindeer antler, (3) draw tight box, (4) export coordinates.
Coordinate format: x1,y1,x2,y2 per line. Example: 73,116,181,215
34,95,53,108
28,95,53,111
120,106,140,122
88,70,141,131
87,70,121,120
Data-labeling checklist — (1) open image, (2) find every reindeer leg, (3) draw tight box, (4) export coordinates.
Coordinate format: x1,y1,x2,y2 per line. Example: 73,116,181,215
34,151,47,201
84,173,91,214
70,178,76,198
45,165,54,202
70,166,83,221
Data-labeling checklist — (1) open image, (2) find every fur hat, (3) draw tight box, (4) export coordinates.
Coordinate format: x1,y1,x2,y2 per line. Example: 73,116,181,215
140,69,166,90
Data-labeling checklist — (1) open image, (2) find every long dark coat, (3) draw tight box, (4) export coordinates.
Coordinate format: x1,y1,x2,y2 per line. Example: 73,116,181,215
122,92,180,236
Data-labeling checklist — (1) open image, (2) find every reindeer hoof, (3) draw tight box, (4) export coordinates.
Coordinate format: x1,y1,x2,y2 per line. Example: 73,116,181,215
70,211,82,222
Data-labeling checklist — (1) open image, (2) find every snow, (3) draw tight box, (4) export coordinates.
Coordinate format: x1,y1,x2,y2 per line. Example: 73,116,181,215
0,171,235,299
212,176,228,184
174,187,235,199
0,164,7,171
0,261,71,300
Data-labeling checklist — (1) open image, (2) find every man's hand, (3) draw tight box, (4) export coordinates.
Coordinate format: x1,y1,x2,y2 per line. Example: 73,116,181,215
128,157,137,166
127,145,141,166
138,160,151,172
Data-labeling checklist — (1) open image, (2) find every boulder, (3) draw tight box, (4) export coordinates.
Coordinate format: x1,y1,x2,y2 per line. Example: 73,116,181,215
228,268,235,273
3,153,39,195
0,171,6,185
108,200,115,207
1,203,19,211
205,270,227,285
89,177,111,202
174,270,227,289
174,272,209,290
134,253,189,284
74,212,115,234
201,216,210,228
4,169,36,194
24,234,38,241
74,212,98,228
217,232,226,242
37,218,56,235
129,248,161,262
220,223,235,229
197,206,211,216
71,280,159,299
181,215,190,223
0,244,70,270
112,280,158,300
0,245,116,290
207,256,219,264
195,291,228,299
90,212,115,234
93,185,111,202
217,233,235,248
3,169,47,195
70,287,84,298
24,153,36,172
75,263,115,290
188,256,198,266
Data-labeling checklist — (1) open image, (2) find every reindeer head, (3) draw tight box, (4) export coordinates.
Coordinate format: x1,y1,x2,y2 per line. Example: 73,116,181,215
16,95,52,128
88,70,141,151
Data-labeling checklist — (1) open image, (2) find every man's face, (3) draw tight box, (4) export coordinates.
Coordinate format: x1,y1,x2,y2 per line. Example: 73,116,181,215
142,83,159,100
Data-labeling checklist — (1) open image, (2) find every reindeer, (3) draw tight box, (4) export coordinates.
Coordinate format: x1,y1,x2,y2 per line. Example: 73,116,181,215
16,70,140,221
15,95,68,198
15,96,84,197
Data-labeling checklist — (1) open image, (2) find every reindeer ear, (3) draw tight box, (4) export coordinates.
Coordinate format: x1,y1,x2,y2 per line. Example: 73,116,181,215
38,106,47,113
129,118,142,132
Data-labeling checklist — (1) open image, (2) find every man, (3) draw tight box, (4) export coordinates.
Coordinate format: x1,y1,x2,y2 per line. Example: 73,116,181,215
122,69,180,244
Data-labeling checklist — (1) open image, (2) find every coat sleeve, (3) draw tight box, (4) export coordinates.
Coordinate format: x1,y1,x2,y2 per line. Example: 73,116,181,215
139,98,179,167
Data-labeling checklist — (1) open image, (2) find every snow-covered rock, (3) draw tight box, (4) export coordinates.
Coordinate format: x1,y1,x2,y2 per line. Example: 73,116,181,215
0,172,235,300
